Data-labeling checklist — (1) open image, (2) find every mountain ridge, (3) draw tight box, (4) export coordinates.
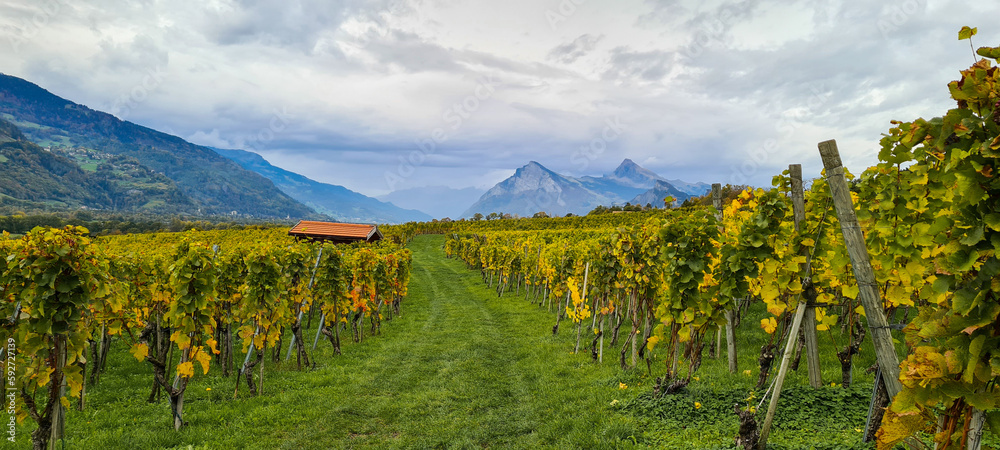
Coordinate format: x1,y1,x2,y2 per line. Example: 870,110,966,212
0,72,315,219
463,159,709,217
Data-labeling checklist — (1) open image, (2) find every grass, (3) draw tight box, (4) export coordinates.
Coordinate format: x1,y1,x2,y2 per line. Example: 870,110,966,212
10,235,924,448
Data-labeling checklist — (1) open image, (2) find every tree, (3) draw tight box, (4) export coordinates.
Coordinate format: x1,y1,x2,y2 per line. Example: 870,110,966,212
472,213,484,221
533,211,549,218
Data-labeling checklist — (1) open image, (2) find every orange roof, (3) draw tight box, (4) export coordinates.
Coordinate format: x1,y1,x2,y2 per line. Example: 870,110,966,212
288,221,382,242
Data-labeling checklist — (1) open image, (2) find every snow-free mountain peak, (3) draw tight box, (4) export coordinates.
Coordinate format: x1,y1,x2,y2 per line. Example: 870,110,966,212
464,159,709,218
610,158,664,188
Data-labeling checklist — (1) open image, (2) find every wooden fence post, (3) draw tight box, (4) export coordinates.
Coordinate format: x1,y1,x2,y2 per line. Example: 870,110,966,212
789,164,823,388
713,183,738,374
818,140,902,398
757,164,810,448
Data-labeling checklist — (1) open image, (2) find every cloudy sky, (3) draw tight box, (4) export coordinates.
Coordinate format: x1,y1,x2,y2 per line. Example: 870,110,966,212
1,0,996,196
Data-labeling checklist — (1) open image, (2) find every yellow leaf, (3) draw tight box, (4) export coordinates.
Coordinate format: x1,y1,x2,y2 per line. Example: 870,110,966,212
646,335,660,352
761,317,778,334
171,330,192,350
193,347,211,375
35,368,55,388
885,285,912,307
760,283,780,302
207,338,220,355
130,343,149,361
177,361,195,379
855,305,866,317
63,364,84,398
842,284,860,300
766,300,786,317
876,407,928,450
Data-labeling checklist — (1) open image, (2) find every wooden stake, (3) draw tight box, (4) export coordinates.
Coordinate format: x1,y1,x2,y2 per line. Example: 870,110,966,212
574,262,590,353
758,166,813,448
49,338,67,450
287,247,323,361
968,407,985,450
712,183,739,373
757,301,809,449
818,140,902,398
789,164,823,388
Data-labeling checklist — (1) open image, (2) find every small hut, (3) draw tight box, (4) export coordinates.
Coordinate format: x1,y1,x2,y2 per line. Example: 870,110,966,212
288,220,383,244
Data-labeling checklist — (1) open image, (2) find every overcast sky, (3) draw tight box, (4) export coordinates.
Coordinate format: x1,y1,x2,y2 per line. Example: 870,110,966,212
1,0,996,196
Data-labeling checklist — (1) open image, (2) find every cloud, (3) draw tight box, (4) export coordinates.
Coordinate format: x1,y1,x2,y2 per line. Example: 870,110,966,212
0,0,997,197
602,46,675,82
547,34,603,64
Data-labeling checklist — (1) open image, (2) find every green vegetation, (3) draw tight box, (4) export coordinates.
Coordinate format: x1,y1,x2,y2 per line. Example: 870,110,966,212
0,212,289,236
6,235,898,448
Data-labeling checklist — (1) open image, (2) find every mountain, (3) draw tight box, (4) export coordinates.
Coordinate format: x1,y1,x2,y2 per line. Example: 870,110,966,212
0,73,314,219
0,117,194,214
606,158,663,188
630,180,689,208
462,161,616,218
213,148,431,224
464,159,710,217
663,178,712,197
377,186,485,220
0,117,113,210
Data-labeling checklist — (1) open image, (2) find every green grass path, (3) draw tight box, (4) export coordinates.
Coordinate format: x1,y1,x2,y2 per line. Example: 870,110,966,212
32,234,641,449
281,233,637,448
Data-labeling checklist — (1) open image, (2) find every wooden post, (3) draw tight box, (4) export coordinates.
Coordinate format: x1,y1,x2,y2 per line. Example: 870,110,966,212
967,407,985,450
757,301,809,448
574,262,590,353
713,183,738,374
758,164,811,448
789,164,823,388
599,309,605,363
287,247,323,361
818,140,901,398
49,339,67,450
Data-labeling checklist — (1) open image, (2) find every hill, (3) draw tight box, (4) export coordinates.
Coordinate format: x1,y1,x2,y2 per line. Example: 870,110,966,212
0,73,314,219
0,117,195,213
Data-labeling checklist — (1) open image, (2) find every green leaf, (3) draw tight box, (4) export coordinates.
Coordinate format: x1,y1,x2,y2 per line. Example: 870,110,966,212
976,46,1000,59
985,213,1000,231
986,411,1000,435
951,287,980,315
960,225,985,246
959,26,978,41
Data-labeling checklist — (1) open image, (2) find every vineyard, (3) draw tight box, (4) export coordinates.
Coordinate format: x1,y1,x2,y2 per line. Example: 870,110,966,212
433,37,1000,449
0,31,999,450
1,226,413,449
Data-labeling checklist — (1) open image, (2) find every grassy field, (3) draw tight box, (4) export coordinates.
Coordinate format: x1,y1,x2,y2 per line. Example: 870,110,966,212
12,234,894,449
